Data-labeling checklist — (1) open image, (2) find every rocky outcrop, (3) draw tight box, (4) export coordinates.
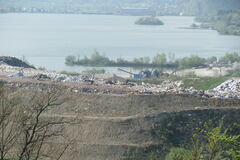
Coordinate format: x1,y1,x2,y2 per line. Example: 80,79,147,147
0,56,35,69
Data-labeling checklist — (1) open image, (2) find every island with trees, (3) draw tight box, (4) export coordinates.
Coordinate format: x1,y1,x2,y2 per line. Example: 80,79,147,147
135,16,164,25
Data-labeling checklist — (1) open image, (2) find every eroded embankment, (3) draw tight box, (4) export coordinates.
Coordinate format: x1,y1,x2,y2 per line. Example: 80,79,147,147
58,108,240,160
49,91,240,117
10,88,240,160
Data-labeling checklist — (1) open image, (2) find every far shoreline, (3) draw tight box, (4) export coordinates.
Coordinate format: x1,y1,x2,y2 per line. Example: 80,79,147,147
1,12,196,17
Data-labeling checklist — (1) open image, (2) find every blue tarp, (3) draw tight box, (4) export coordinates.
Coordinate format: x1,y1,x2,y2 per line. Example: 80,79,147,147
133,74,142,78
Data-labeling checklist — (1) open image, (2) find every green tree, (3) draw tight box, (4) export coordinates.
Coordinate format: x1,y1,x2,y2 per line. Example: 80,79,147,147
133,58,143,64
165,119,240,160
219,53,240,64
116,57,127,64
152,53,167,65
176,55,206,69
165,148,191,160
65,56,76,66
207,56,217,64
90,50,111,66
143,56,151,64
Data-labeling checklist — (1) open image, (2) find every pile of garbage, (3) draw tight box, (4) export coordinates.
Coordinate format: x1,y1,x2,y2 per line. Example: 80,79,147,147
127,79,240,98
1,62,240,99
206,79,240,98
128,80,183,94
0,64,86,83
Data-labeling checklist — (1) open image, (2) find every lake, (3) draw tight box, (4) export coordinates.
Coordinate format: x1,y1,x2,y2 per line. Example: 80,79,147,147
0,13,240,73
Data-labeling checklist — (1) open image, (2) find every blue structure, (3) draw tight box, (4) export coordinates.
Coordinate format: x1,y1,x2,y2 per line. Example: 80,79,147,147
133,74,142,78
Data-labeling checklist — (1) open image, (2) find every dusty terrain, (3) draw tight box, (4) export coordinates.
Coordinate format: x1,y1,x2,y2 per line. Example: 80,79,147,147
9,83,240,160
1,62,240,160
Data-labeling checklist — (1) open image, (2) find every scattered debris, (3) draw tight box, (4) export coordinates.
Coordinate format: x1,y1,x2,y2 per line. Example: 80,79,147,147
0,64,240,99
105,80,116,85
33,73,51,81
9,72,24,78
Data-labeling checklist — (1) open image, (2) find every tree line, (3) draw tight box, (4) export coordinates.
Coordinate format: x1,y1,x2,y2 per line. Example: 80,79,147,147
1,0,240,16
65,50,240,69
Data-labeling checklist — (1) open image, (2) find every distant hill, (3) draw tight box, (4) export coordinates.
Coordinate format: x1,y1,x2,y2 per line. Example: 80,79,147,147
0,0,240,16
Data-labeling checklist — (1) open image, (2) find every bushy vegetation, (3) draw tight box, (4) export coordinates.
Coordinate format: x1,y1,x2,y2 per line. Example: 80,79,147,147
146,118,240,160
176,55,207,69
65,50,173,68
165,148,191,160
164,118,240,160
65,51,240,70
219,53,240,64
37,66,46,70
82,68,106,75
226,62,240,77
60,70,80,76
128,76,228,90
65,55,77,66
135,17,164,25
181,77,228,90
196,10,240,36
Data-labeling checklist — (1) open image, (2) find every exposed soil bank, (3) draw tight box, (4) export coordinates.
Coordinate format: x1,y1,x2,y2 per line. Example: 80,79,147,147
52,92,240,117
12,87,240,160
59,108,240,160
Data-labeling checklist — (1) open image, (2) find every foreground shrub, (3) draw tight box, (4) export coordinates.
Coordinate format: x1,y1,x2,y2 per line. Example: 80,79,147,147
165,118,240,160
165,148,191,160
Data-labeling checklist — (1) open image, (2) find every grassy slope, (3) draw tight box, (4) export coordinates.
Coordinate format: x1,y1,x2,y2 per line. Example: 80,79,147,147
181,77,228,90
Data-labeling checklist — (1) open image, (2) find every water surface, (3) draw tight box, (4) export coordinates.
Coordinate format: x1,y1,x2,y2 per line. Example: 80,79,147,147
0,14,239,72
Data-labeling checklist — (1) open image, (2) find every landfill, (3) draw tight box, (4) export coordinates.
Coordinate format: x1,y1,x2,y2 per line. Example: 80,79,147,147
0,64,84,82
0,63,239,99
206,79,240,98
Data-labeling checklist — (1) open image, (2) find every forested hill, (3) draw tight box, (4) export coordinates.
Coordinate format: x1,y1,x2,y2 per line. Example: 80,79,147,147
0,0,240,16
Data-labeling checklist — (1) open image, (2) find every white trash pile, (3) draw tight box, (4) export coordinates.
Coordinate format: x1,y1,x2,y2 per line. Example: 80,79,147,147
129,80,183,94
129,79,240,98
0,64,85,82
206,79,240,98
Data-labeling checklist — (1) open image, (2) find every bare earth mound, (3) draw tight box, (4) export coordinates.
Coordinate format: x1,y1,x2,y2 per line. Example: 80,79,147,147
0,65,239,160
12,87,240,160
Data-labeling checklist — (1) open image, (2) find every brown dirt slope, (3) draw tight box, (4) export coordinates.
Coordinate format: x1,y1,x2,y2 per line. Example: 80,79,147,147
7,84,240,160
